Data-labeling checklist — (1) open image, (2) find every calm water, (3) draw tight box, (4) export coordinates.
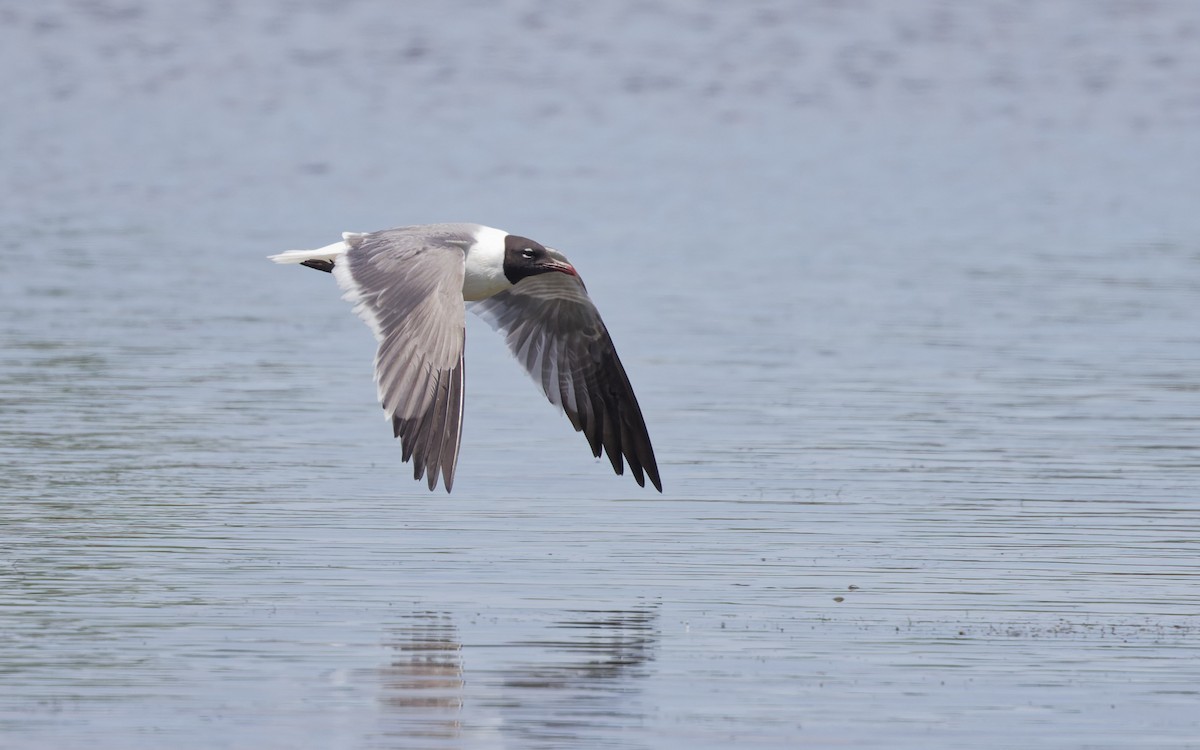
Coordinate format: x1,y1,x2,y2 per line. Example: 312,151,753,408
3,1,1200,748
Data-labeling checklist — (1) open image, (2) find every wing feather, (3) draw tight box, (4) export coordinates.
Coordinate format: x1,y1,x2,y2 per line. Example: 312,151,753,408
334,226,471,492
471,271,662,491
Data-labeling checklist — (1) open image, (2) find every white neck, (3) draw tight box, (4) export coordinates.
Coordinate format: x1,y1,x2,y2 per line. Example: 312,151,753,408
461,225,511,301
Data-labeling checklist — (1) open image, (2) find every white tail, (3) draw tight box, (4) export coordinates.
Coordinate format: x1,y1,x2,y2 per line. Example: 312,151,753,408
267,239,351,265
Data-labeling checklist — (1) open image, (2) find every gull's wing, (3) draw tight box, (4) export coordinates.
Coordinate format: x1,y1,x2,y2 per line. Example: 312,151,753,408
334,227,472,492
471,270,662,491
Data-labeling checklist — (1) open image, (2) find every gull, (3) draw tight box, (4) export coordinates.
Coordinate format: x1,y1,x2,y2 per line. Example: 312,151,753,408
269,223,661,493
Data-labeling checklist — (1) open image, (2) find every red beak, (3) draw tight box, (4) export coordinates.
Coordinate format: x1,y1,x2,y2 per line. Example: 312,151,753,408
545,259,578,276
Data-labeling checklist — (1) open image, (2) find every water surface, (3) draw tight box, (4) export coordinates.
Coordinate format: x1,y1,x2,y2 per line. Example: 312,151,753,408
2,1,1200,748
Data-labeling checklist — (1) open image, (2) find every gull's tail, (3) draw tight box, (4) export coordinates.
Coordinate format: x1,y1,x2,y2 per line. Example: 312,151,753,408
268,232,366,273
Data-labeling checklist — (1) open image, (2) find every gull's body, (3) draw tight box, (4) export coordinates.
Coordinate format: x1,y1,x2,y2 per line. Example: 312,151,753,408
269,223,661,493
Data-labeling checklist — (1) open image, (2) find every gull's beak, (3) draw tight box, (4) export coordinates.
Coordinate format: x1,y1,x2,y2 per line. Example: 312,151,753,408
543,258,578,276
541,249,578,276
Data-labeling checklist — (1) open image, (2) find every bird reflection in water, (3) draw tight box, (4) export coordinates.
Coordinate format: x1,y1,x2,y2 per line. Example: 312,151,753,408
490,603,659,745
374,611,464,743
506,604,659,687
372,604,659,746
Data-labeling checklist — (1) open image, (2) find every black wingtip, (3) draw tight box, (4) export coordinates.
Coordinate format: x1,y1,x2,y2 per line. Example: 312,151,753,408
643,456,663,492
632,463,662,492
300,259,335,273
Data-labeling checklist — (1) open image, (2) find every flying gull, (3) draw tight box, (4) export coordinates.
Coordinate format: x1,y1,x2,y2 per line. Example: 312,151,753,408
269,223,661,493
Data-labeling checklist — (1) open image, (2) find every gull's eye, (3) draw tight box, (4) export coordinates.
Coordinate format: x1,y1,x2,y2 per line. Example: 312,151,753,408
521,248,536,260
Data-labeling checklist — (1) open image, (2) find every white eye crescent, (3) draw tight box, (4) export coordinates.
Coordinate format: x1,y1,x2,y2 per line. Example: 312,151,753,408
521,248,536,259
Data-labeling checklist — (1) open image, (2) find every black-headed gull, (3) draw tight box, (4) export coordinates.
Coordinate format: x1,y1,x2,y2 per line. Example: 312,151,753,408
270,223,661,493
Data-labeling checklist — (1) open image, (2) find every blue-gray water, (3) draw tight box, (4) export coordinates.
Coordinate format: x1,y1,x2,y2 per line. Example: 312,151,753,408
3,2,1200,748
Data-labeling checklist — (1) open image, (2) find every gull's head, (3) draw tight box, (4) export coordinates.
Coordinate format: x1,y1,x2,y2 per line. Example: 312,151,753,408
503,235,578,284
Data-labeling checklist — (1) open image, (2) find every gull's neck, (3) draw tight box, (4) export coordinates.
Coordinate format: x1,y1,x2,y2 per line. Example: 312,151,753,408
461,225,512,301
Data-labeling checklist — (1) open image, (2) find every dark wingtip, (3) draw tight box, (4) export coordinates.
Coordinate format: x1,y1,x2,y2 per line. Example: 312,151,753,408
643,456,662,492
300,259,335,273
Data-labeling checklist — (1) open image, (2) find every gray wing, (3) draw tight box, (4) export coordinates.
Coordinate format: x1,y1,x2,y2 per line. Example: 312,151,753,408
334,227,472,492
471,270,662,491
